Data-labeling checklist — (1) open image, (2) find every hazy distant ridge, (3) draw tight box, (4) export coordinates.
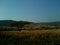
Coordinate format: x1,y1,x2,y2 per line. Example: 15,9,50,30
0,20,60,26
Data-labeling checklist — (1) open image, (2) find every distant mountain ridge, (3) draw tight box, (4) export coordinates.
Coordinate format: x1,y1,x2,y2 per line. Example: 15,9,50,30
0,20,33,26
0,20,16,26
0,20,60,26
39,21,60,26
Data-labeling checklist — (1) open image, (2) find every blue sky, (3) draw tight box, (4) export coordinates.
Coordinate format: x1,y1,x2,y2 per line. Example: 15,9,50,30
0,0,60,22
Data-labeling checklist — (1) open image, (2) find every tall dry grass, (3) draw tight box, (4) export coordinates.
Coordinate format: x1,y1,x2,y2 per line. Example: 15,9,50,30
0,29,60,45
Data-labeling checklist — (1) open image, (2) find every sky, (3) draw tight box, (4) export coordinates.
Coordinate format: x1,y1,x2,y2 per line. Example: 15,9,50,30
0,0,60,22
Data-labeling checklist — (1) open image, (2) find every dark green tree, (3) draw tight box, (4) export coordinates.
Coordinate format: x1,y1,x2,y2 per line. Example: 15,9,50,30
10,21,32,31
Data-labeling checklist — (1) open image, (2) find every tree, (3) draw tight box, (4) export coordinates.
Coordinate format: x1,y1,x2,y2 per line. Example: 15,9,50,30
10,21,32,31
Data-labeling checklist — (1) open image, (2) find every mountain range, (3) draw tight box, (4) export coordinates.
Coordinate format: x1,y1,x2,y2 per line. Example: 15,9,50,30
0,20,16,26
0,20,60,26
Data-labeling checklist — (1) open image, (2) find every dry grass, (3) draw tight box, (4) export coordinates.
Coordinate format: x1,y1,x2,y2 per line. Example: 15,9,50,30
0,29,60,36
0,29,60,45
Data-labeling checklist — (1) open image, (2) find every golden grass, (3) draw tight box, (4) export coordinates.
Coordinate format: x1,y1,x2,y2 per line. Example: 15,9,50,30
0,29,60,37
0,29,60,45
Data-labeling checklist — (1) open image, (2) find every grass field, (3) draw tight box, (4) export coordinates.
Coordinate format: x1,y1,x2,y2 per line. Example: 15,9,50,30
0,29,60,45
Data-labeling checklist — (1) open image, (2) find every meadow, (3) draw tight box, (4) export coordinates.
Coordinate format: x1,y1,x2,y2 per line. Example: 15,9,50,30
0,29,60,45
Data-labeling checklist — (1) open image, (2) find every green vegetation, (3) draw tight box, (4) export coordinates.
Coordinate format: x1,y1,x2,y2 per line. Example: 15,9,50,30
9,21,32,31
